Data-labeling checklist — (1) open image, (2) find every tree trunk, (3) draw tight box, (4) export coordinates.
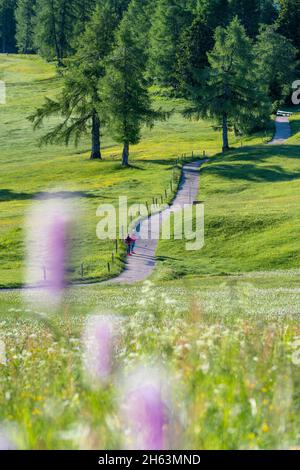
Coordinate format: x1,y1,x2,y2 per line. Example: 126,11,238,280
122,142,129,167
90,112,102,160
222,113,230,152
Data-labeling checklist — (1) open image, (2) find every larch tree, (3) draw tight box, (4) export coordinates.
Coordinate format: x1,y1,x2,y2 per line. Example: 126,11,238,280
184,17,270,152
255,26,298,108
29,1,125,159
102,15,167,167
177,0,230,94
149,0,195,88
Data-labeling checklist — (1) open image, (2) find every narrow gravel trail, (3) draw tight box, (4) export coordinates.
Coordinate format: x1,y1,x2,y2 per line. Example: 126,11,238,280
268,116,291,145
0,160,206,291
110,160,206,284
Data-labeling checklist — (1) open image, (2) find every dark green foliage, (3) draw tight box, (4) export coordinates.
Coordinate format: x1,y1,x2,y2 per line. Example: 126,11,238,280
71,0,96,45
176,18,213,94
196,0,231,29
177,1,230,94
124,0,153,62
0,0,17,52
149,0,195,88
230,0,261,37
33,0,78,63
15,0,36,53
29,1,125,158
276,0,300,58
255,26,298,108
260,0,278,25
184,17,271,151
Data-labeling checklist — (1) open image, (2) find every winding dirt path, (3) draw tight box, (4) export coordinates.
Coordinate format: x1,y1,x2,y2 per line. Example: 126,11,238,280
268,116,291,145
110,160,207,284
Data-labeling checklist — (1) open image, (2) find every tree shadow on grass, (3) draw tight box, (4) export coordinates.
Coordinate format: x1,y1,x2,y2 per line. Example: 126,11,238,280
204,144,300,183
0,189,34,202
217,145,300,164
0,189,103,203
205,163,300,183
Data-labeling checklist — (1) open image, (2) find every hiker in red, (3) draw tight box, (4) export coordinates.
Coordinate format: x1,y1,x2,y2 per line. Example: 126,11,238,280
125,235,133,256
130,231,138,255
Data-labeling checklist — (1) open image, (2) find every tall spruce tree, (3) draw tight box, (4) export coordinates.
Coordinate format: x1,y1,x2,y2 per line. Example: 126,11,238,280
177,0,230,94
260,0,278,25
184,17,270,152
276,0,300,58
15,0,36,53
124,0,153,60
102,15,166,166
33,0,78,64
0,0,17,52
255,26,298,108
29,1,125,159
149,0,195,88
229,0,261,37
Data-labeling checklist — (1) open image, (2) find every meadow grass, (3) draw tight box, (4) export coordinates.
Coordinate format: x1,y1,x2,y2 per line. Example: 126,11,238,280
1,54,271,287
156,113,300,279
0,55,300,450
0,273,299,449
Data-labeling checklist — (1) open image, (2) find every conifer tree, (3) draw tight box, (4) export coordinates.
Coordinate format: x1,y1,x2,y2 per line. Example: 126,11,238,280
29,1,125,159
229,0,261,38
255,26,298,108
184,17,270,152
276,0,300,58
15,0,36,53
177,0,230,94
0,0,17,53
102,15,166,166
33,0,78,64
149,0,194,88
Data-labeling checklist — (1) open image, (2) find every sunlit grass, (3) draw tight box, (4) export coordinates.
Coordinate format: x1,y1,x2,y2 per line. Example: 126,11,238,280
0,274,299,449
0,54,272,287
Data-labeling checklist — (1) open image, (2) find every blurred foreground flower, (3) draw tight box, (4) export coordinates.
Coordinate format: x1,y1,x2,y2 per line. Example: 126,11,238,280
24,196,74,308
120,366,176,450
0,428,15,450
82,315,120,386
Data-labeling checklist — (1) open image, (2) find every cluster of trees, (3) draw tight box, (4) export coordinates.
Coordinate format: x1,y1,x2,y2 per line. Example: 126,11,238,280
1,0,300,160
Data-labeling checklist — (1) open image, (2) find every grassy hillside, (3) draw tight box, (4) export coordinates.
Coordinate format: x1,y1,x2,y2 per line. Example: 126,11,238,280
156,116,300,279
0,271,299,449
0,54,295,287
0,54,270,288
0,55,300,451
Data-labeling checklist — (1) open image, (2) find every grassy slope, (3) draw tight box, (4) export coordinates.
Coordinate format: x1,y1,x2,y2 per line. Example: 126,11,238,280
156,113,300,279
1,55,300,450
0,54,234,288
0,272,299,449
0,54,294,287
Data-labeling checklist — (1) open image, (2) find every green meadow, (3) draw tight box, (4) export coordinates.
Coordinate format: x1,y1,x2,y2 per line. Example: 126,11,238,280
0,55,300,450
156,138,300,279
1,54,273,288
0,273,300,450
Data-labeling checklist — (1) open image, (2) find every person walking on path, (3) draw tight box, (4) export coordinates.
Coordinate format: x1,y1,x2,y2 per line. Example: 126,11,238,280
130,230,138,255
125,235,133,256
